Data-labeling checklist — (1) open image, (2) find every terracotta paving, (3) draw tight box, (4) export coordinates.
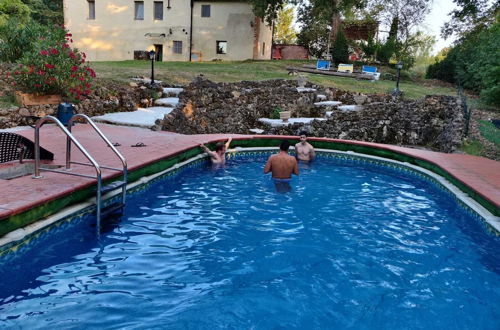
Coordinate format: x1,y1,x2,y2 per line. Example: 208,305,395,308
0,124,498,222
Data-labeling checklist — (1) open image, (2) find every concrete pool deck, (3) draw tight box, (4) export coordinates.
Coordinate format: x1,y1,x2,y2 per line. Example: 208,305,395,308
0,124,499,232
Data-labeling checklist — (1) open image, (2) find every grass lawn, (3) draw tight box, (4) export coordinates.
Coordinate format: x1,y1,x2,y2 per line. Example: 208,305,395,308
91,60,457,100
478,120,500,147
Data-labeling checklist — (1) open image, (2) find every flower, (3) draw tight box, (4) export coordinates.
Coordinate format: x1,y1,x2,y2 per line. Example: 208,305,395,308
10,25,95,103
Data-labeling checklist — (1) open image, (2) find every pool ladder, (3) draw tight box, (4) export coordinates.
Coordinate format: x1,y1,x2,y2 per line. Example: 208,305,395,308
33,115,128,234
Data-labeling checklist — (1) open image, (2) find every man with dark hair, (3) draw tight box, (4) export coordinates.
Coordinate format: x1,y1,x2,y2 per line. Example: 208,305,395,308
295,131,315,162
264,140,299,179
199,137,232,165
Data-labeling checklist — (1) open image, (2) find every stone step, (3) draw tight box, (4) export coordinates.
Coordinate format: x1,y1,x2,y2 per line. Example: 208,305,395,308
296,87,317,93
162,87,184,97
258,117,326,127
338,105,360,112
155,97,179,107
314,101,342,107
92,106,174,128
131,77,162,84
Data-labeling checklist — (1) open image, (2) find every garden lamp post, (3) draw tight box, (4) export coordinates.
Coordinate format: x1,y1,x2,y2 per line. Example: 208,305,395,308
149,50,156,85
394,61,403,95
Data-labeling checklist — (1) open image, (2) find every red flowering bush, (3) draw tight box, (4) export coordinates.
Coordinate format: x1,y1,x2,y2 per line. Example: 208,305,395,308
9,26,95,102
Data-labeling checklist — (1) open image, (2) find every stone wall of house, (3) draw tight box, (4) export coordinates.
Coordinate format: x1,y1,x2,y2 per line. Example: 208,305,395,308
0,64,145,129
160,78,465,152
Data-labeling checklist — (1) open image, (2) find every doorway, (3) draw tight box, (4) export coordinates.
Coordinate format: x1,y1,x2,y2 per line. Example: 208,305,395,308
154,44,163,61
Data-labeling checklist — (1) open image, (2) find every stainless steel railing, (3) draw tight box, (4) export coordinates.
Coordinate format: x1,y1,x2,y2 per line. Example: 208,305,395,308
33,115,102,233
67,114,127,206
33,115,127,235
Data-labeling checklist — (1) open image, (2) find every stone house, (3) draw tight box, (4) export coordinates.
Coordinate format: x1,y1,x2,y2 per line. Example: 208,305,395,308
63,0,272,62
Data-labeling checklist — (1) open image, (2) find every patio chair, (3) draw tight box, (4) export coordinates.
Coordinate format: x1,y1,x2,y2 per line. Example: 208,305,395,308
316,60,331,70
0,132,53,163
337,63,354,73
362,65,381,80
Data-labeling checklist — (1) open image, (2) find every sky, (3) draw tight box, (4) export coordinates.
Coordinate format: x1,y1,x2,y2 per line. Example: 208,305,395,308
423,0,458,54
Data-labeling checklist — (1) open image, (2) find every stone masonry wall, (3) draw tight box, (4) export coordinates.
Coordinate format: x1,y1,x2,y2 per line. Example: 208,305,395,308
160,78,465,152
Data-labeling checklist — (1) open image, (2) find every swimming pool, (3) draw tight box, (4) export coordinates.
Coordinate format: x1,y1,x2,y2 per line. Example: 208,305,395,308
0,151,499,329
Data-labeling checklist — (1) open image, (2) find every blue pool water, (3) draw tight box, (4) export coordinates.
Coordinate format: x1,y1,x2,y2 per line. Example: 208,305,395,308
0,153,499,329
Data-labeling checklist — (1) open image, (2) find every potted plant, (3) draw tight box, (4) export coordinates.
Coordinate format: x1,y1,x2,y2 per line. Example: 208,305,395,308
8,27,95,106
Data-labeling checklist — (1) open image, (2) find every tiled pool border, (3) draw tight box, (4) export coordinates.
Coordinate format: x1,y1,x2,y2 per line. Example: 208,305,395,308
1,146,498,251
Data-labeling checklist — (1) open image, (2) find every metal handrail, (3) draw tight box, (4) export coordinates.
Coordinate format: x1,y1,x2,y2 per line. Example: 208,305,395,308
67,114,128,205
34,116,101,178
33,115,103,233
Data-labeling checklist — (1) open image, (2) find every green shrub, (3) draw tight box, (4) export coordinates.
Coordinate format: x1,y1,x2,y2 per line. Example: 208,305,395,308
331,28,349,64
377,38,395,64
0,18,50,62
360,34,378,59
271,106,282,119
425,21,499,106
8,26,95,102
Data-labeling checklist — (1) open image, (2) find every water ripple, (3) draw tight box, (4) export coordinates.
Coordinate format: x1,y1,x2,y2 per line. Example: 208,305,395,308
0,157,498,329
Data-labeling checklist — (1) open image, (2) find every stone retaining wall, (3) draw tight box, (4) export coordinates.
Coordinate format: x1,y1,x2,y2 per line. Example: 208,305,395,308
160,78,465,152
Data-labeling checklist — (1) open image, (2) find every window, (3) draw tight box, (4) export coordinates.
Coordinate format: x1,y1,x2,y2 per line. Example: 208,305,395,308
173,41,182,54
88,0,95,20
154,1,163,20
134,1,144,20
201,4,210,17
262,42,265,56
216,41,227,54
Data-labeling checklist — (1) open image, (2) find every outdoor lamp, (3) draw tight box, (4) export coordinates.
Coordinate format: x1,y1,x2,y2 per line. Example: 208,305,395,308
393,61,404,96
149,50,156,85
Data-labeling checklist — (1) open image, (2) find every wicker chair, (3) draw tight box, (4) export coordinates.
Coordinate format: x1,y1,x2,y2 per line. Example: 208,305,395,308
0,132,54,163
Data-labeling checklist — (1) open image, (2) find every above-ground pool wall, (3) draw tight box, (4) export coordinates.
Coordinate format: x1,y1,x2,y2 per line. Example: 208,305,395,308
0,137,498,239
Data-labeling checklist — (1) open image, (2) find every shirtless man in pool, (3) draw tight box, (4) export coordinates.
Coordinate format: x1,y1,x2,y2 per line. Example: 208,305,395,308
295,131,315,162
199,138,232,165
264,140,299,179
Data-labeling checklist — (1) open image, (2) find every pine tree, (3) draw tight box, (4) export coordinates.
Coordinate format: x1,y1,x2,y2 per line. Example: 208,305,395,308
274,5,297,44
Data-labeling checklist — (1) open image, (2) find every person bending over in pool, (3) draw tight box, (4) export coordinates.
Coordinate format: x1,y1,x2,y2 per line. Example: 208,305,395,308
199,137,232,165
295,131,315,162
264,140,299,179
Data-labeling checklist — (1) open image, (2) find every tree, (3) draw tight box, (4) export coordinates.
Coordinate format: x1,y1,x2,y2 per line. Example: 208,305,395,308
426,21,499,106
331,27,349,63
21,0,63,26
361,0,432,66
0,0,31,26
274,5,297,44
249,0,291,25
296,1,332,57
442,0,498,38
311,0,366,45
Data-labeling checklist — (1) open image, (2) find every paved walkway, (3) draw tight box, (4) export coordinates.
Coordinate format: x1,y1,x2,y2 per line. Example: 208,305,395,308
0,124,498,221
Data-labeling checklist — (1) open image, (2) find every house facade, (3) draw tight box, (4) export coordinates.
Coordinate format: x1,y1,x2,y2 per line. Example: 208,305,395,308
63,0,273,62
